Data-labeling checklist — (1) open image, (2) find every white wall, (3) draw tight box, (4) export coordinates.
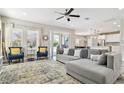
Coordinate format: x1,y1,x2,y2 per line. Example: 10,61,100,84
106,34,120,42
87,36,98,47
1,16,75,58
120,19,124,62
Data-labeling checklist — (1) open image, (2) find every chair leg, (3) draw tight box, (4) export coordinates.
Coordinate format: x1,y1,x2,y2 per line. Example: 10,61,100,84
9,60,12,64
8,60,10,65
22,59,24,62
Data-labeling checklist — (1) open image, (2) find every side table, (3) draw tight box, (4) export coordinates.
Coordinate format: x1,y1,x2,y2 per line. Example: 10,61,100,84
27,49,36,61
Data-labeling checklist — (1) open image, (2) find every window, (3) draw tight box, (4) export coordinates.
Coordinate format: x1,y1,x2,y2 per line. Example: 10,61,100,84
27,30,39,49
12,29,23,47
27,30,39,58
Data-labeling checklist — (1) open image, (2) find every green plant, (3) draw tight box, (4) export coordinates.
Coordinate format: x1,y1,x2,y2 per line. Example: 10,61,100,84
53,41,59,47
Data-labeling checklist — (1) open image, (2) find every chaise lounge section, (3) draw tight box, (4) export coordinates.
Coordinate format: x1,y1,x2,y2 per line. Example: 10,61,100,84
66,53,121,84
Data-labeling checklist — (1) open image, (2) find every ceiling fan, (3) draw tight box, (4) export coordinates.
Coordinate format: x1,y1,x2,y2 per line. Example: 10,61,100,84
55,8,80,21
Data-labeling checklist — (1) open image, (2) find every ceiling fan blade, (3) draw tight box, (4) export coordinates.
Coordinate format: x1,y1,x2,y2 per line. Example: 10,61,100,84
56,16,64,20
69,15,80,17
65,8,74,15
55,11,64,15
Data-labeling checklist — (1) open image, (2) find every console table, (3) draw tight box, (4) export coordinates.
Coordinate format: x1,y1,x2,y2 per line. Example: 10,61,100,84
27,49,36,61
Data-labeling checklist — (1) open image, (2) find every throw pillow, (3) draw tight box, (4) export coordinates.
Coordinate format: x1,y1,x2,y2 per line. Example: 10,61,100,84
90,54,101,61
88,49,101,59
11,48,21,55
63,48,69,55
98,54,107,65
40,48,46,53
74,49,81,57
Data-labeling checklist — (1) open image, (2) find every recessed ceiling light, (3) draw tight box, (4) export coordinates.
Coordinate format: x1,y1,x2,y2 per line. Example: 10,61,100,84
113,22,117,25
22,12,27,15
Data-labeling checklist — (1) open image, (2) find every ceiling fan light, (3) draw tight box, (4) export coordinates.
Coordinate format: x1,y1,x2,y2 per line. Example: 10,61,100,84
84,17,90,20
67,18,70,21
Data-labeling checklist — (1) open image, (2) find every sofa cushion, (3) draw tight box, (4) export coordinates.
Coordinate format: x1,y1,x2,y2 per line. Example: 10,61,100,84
66,59,114,83
56,54,80,63
69,59,96,63
98,54,107,65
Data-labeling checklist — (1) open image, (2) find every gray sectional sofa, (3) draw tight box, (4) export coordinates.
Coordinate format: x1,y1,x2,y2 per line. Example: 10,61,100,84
56,48,121,84
56,48,88,63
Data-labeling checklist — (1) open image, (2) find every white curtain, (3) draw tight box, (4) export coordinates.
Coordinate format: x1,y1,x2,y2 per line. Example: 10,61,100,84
5,23,13,53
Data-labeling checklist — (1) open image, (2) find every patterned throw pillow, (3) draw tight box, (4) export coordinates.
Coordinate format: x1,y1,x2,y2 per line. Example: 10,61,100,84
11,48,21,55
40,48,46,53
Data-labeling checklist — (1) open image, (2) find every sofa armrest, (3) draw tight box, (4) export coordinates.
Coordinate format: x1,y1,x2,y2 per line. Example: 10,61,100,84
106,53,121,77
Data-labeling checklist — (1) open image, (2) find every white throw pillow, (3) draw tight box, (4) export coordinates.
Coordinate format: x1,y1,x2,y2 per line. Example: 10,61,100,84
90,54,101,61
74,49,81,57
63,48,69,55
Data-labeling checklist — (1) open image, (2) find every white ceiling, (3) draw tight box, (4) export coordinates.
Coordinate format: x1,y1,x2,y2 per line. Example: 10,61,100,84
0,8,122,35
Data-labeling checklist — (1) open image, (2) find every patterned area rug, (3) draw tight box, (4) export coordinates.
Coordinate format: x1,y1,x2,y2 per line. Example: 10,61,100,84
0,60,124,84
0,60,80,84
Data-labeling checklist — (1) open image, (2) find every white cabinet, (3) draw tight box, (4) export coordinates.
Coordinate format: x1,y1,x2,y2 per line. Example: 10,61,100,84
106,34,120,42
87,36,97,47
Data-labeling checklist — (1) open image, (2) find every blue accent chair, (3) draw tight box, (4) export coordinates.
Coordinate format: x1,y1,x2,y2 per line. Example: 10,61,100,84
37,46,48,60
8,47,24,64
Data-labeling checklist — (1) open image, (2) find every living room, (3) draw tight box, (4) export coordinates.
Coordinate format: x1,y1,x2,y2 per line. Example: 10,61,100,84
0,8,124,84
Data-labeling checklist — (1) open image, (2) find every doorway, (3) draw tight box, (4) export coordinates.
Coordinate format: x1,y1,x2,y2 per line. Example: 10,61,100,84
52,33,61,60
50,32,70,60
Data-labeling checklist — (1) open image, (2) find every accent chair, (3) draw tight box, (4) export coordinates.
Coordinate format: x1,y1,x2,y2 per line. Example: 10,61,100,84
37,46,48,60
8,47,24,64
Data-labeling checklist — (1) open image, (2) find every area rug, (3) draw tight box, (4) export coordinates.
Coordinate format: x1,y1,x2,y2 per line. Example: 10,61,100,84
0,60,80,84
0,60,124,84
